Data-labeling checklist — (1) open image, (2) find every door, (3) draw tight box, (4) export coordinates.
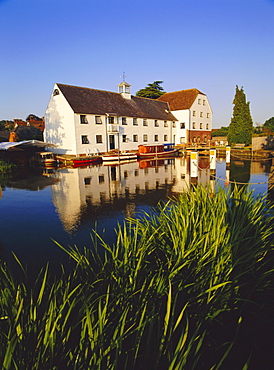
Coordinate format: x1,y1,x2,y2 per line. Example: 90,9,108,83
109,135,115,150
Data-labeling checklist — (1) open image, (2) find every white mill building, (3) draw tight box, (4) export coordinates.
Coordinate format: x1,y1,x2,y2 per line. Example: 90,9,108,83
44,81,212,156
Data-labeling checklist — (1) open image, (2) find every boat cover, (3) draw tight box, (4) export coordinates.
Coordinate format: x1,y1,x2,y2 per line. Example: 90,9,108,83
0,140,56,150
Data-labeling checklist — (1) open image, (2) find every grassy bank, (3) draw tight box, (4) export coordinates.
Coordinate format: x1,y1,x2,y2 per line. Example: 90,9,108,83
0,186,273,369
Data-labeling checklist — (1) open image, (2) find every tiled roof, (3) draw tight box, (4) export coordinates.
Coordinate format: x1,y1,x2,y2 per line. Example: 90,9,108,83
56,84,177,121
158,88,205,111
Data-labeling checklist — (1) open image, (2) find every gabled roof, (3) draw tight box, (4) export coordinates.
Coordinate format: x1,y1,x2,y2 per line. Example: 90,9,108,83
56,84,177,121
158,88,205,111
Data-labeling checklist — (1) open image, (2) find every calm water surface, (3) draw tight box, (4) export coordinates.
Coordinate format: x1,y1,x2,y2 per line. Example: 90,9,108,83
0,156,272,276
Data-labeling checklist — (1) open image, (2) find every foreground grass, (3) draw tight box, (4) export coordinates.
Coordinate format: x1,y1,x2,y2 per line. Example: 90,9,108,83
0,186,273,369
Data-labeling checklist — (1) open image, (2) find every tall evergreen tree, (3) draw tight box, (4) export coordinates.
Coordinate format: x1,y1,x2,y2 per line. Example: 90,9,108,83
227,86,253,146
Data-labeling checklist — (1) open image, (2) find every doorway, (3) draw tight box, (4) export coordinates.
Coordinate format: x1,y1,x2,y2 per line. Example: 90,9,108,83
109,135,115,150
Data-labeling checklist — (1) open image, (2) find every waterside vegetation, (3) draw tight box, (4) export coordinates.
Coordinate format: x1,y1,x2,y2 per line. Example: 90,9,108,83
0,160,16,174
0,186,273,369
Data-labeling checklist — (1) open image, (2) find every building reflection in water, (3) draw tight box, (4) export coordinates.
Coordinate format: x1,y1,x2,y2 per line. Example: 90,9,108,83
50,157,211,232
50,155,272,233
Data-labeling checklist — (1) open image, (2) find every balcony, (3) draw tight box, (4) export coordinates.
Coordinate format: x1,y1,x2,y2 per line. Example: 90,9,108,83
107,124,119,133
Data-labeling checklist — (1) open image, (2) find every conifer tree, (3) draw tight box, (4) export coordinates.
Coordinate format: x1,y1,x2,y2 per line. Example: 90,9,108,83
228,86,253,146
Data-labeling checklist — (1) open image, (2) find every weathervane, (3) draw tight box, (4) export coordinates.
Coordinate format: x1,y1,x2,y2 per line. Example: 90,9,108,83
120,72,127,82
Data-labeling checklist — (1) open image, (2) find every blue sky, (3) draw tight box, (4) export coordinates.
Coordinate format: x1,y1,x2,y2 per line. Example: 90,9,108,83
1,0,274,128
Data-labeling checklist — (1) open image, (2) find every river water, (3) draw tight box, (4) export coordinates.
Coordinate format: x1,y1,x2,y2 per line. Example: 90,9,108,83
0,156,273,276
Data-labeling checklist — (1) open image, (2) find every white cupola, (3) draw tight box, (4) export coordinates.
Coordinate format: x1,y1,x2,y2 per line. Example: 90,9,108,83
118,80,131,99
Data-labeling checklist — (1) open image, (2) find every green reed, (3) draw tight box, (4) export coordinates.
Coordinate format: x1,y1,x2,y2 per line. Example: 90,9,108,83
0,185,273,369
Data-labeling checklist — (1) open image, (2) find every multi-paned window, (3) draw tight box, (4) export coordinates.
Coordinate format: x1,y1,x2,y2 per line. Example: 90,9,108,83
192,122,196,129
122,117,127,125
143,119,148,126
81,135,89,144
172,121,176,128
133,134,138,142
80,115,88,124
154,120,159,127
193,111,196,117
203,100,206,105
133,118,138,125
96,135,103,143
164,135,168,141
200,112,203,118
154,135,158,142
164,121,168,127
95,116,102,124
108,116,115,124
207,113,210,118
143,134,148,142
180,122,185,129
200,123,203,129
198,99,201,104
206,123,209,130
122,135,127,143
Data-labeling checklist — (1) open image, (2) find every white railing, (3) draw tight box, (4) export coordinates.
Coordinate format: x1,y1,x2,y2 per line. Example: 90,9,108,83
107,124,119,133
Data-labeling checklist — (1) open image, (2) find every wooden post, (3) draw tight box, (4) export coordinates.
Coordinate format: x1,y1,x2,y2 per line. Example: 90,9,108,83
226,146,231,168
190,151,198,184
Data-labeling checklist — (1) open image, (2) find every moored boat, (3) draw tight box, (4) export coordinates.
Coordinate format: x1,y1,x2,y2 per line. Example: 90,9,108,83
34,152,57,166
137,144,179,159
72,156,102,167
102,152,137,162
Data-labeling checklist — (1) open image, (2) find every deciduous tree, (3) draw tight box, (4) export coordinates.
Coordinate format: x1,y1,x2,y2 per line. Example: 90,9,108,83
263,117,274,133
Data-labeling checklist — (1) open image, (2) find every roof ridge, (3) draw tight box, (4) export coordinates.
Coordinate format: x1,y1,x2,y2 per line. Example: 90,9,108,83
56,83,121,96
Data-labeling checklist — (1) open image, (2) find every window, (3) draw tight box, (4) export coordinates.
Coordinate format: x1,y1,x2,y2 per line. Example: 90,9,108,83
133,134,138,142
98,175,105,183
122,117,127,125
172,121,176,128
164,135,168,141
203,100,206,105
180,122,185,129
108,116,114,124
143,119,148,126
82,135,89,144
80,115,88,124
122,135,127,143
198,99,201,104
154,120,159,127
207,113,210,118
206,123,209,130
84,177,91,185
200,123,203,129
96,135,103,143
193,136,196,143
204,136,208,143
200,112,203,118
192,122,196,129
164,121,168,127
193,111,196,117
143,134,148,142
133,118,138,125
154,135,158,142
95,116,102,124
